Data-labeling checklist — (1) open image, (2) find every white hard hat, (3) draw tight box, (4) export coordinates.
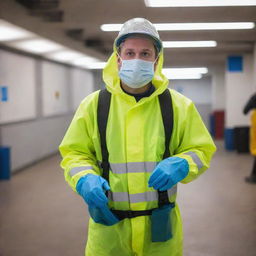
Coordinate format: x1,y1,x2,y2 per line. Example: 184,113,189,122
114,18,162,52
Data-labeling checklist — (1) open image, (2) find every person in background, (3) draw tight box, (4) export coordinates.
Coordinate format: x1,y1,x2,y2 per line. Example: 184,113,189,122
59,18,216,256
243,93,256,183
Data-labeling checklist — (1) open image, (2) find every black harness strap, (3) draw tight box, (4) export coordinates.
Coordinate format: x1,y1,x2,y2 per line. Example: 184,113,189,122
97,88,174,218
158,89,173,207
158,89,173,159
112,202,175,221
97,89,112,182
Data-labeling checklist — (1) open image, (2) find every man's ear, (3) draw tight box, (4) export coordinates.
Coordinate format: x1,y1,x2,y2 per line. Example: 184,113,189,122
154,57,159,71
117,53,122,68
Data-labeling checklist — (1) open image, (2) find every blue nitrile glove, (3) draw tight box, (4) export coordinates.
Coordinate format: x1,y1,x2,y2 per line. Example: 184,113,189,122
88,206,119,226
148,157,189,191
76,174,110,207
76,174,119,225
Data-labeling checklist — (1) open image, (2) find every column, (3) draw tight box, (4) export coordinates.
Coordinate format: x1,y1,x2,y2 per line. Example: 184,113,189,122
211,65,225,139
224,54,254,151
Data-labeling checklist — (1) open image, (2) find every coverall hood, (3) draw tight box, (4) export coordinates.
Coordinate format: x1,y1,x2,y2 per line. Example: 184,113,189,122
102,40,169,97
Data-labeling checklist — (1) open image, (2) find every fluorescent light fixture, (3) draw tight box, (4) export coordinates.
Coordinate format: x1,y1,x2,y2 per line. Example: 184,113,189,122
162,67,207,79
11,38,63,54
171,74,202,80
73,56,99,66
0,20,101,67
86,62,107,69
163,67,208,74
168,73,202,79
145,0,256,7
0,19,34,41
46,50,85,62
101,22,255,31
101,24,122,32
163,41,217,48
45,50,101,67
155,22,255,31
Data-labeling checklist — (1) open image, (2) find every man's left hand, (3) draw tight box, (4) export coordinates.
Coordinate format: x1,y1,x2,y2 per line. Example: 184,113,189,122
148,157,189,191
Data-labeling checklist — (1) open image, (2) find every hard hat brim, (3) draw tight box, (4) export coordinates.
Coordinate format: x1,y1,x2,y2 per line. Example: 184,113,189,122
115,32,162,53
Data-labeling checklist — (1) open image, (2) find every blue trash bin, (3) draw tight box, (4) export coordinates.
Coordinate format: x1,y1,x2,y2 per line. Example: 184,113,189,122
224,128,234,151
0,146,11,180
209,114,215,137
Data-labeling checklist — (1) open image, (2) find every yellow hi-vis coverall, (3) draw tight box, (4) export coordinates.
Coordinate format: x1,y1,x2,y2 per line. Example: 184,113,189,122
250,110,256,156
59,47,216,256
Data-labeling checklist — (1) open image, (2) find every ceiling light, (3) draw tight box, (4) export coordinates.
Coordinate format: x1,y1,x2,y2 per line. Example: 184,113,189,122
86,62,107,69
163,67,208,74
145,0,256,7
0,20,101,67
100,24,122,32
0,19,34,41
155,22,255,30
46,50,85,62
45,50,101,67
163,41,217,48
10,38,64,54
167,73,202,80
72,56,99,66
162,67,208,79
101,22,255,32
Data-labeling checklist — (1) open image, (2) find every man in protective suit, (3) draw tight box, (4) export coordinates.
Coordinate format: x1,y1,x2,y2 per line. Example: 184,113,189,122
59,18,216,256
243,93,256,183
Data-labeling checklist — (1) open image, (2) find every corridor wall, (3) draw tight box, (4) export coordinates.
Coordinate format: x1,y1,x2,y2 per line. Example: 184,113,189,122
71,68,94,111
171,77,212,129
0,50,36,124
42,61,71,117
0,48,95,172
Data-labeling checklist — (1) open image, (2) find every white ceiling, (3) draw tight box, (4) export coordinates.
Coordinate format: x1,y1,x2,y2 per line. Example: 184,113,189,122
0,0,256,69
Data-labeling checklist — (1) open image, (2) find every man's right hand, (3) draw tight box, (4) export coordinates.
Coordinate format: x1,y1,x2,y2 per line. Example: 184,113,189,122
76,174,110,208
76,174,119,226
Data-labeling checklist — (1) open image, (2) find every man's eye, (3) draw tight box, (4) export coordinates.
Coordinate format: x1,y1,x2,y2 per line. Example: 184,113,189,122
126,52,134,56
142,52,150,57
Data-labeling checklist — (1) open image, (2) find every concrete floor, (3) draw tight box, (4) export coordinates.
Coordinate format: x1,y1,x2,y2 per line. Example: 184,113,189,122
0,141,255,256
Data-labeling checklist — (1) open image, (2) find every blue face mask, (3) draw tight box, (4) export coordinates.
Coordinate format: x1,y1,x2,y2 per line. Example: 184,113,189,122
118,58,155,88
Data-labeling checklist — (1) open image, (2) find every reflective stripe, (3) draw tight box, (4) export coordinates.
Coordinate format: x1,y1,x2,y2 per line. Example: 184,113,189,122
109,163,127,174
69,166,93,177
127,162,157,173
98,161,158,174
184,151,204,169
108,185,177,203
108,191,129,202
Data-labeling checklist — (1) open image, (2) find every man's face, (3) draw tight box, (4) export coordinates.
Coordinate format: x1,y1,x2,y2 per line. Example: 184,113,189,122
117,37,157,69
